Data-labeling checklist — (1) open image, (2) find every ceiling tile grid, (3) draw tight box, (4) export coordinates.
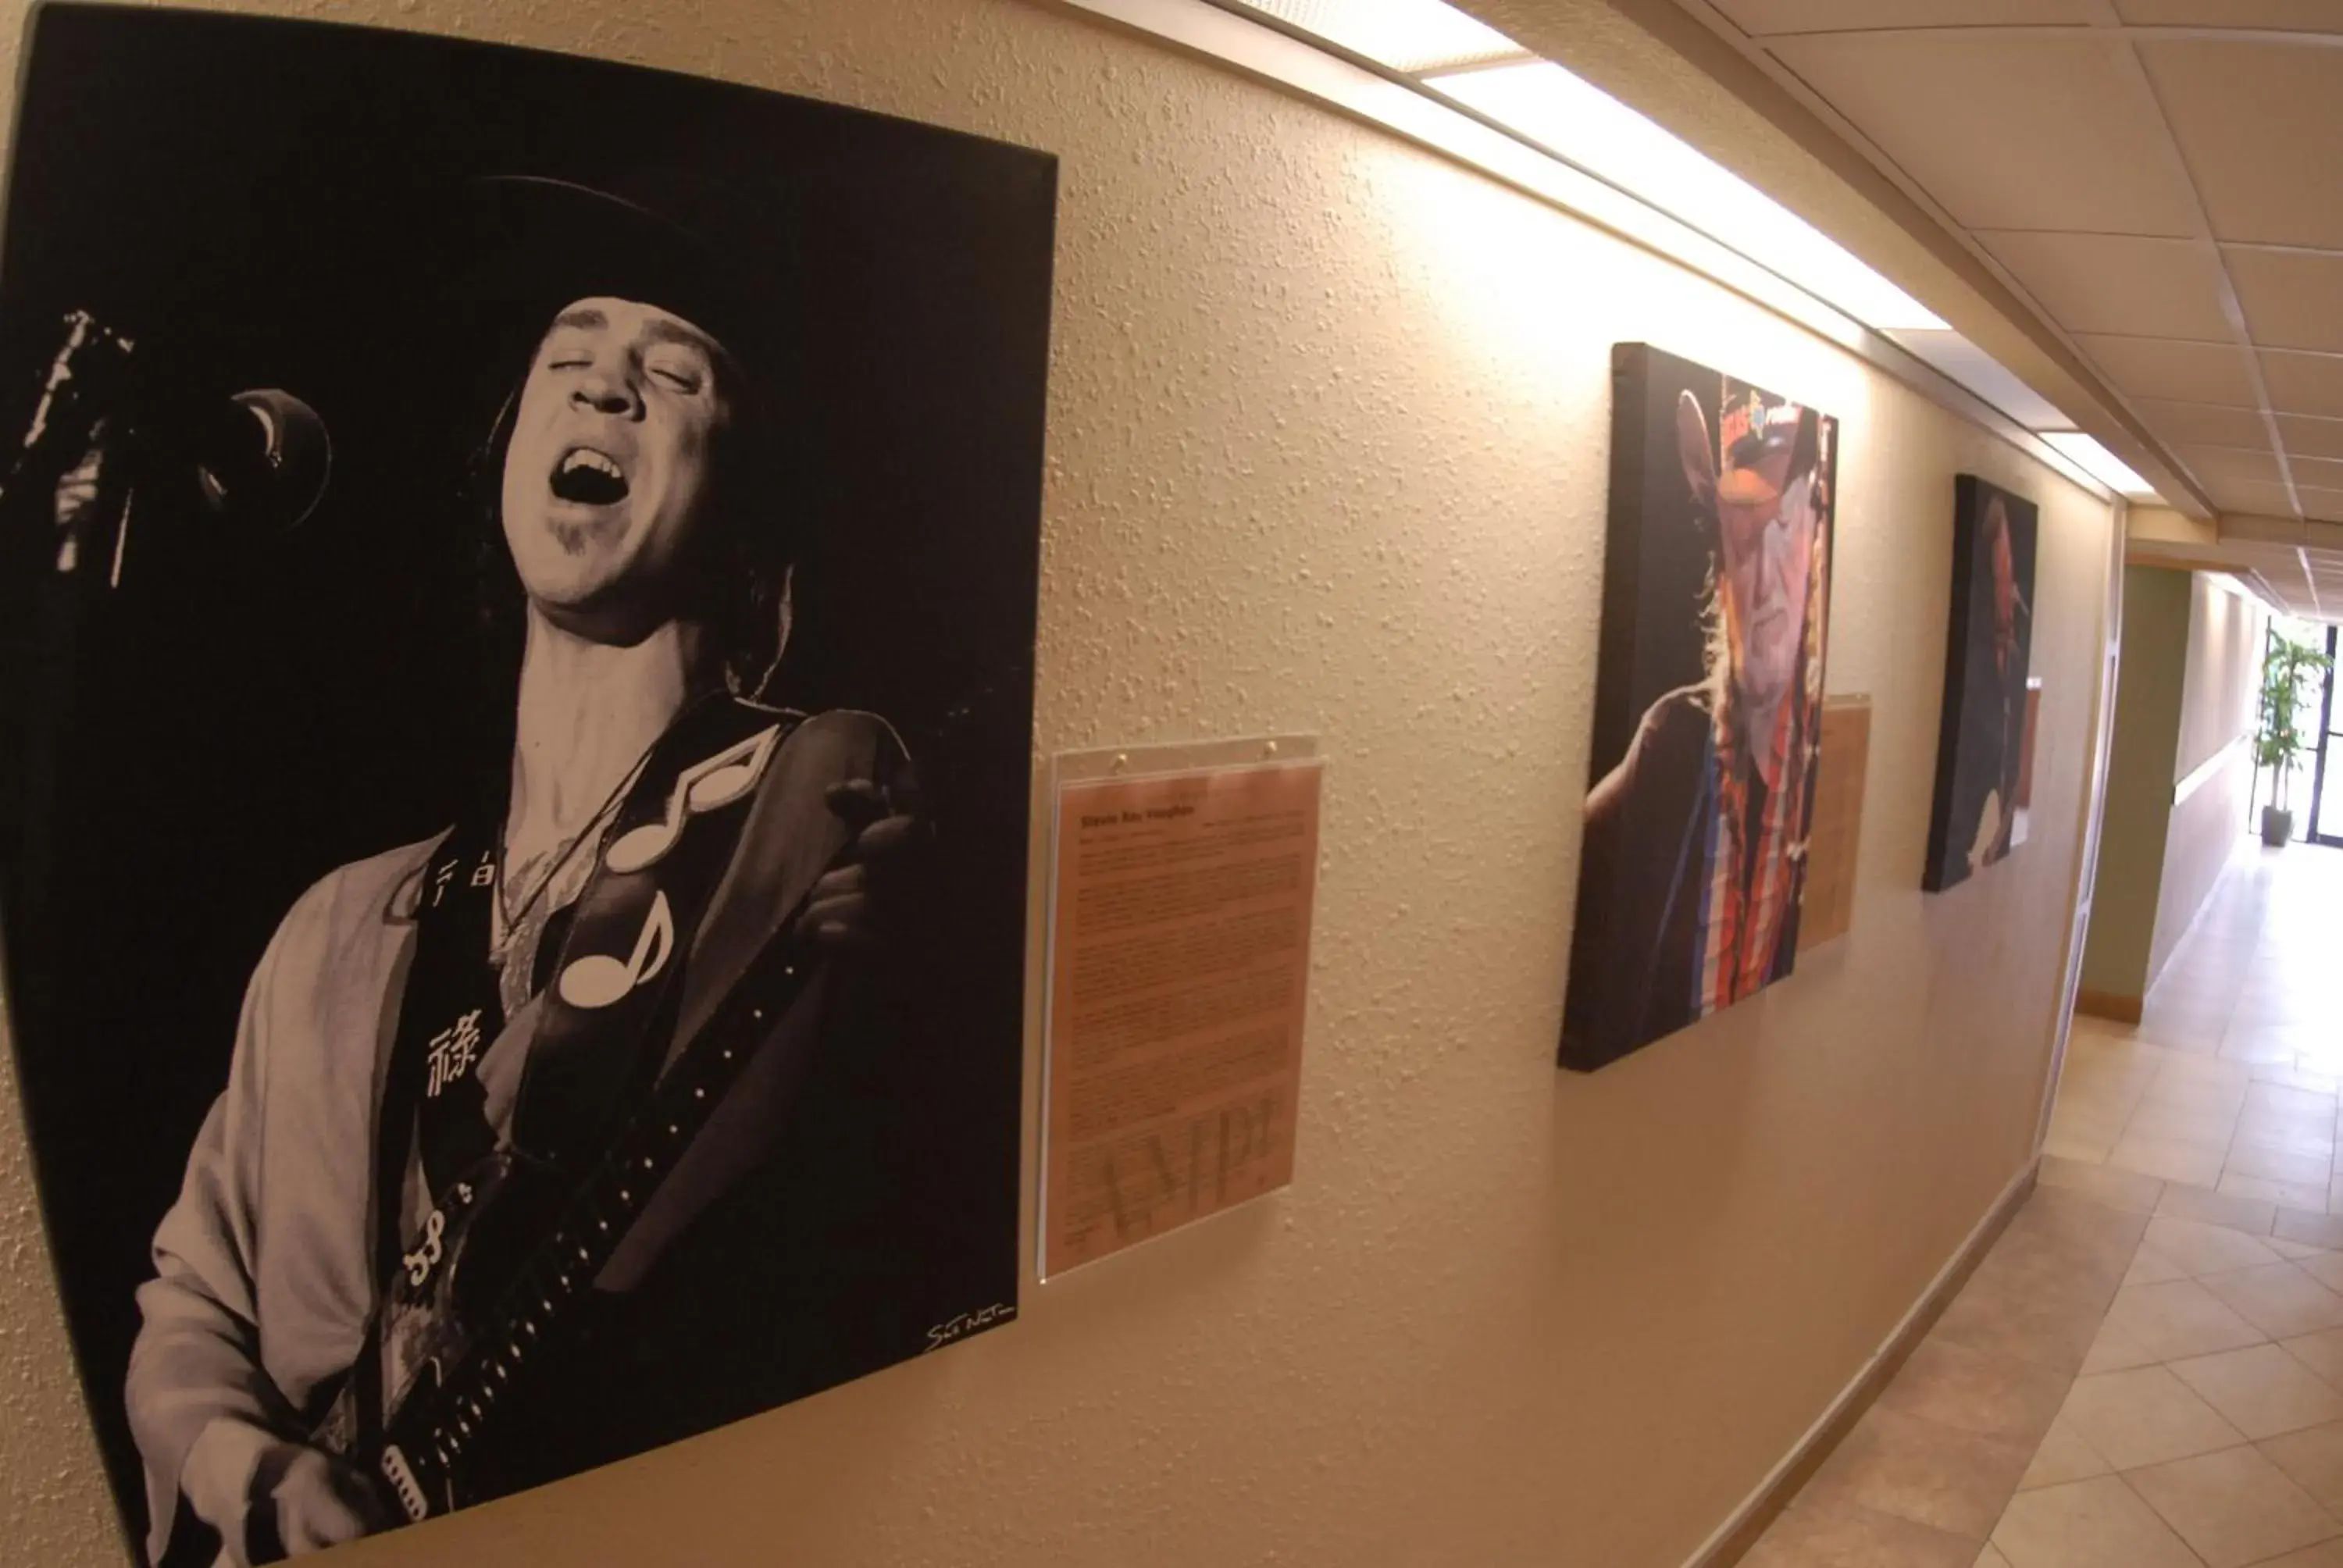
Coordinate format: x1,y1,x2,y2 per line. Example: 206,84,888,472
1677,0,2343,613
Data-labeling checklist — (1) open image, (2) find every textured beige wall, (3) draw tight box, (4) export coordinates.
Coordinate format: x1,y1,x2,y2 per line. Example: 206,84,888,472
0,3,2118,1565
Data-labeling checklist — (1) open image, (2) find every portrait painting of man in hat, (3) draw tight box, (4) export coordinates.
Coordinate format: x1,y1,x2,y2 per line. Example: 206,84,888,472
1924,476,2038,892
1560,344,1836,1072
0,10,1052,1561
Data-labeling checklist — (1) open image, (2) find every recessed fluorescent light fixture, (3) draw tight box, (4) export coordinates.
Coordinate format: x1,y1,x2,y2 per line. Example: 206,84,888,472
2042,432,2159,499
1237,0,1526,73
1426,62,1947,333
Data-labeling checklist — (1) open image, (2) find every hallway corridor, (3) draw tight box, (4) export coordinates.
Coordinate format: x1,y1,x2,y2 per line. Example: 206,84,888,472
1750,841,2343,1567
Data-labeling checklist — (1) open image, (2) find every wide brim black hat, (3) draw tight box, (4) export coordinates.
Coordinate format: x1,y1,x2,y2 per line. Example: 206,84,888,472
457,168,797,419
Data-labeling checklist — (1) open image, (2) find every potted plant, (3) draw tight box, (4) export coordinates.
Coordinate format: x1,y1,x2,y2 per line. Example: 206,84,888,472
2256,633,2332,846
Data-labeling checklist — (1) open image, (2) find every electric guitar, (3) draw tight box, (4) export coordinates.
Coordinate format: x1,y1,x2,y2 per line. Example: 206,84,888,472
310,707,896,1522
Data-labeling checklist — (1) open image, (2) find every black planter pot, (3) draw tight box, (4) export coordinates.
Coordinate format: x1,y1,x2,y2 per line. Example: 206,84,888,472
2264,805,2296,846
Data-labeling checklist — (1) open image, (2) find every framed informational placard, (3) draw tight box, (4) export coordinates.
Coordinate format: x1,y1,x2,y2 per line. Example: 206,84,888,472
1040,738,1322,1279
1798,696,1871,954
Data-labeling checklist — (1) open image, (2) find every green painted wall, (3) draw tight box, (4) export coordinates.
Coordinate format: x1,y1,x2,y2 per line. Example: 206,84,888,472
2080,567,2192,1003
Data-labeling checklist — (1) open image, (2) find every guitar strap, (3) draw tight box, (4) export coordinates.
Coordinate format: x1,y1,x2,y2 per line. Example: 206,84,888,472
362,696,793,1429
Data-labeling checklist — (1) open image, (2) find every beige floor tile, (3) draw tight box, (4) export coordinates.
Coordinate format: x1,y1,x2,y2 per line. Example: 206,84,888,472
2124,1246,2189,1288
1745,1499,1985,1567
2261,1065,2343,1094
2035,1156,2163,1215
2052,1102,2136,1141
2077,1328,2159,1376
1935,1209,2138,1375
2170,1343,2343,1438
1878,1336,2074,1449
2127,1105,2245,1146
1801,1405,2035,1538
2126,1444,2342,1567
2288,1329,2343,1389
2250,1084,2341,1118
2159,1182,2281,1234
2163,1046,2255,1077
2233,1121,2340,1160
2225,1033,2308,1067
2002,1188,2152,1278
2228,1145,2337,1187
2225,1538,2343,1566
1971,1545,2013,1568
2056,1365,2247,1469
2301,1252,2343,1295
2042,1129,2116,1164
2200,1263,2343,1339
2017,1415,2112,1491
2263,1421,2343,1514
2095,1278,2267,1362
2148,1216,2287,1276
2113,1136,2228,1187
2220,1173,2335,1212
1990,1476,2205,1568
2275,1234,2338,1260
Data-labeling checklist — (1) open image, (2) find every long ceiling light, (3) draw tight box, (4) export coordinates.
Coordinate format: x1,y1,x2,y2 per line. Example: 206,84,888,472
1071,0,2113,493
2042,433,2158,500
1425,61,1945,334
1237,0,1525,73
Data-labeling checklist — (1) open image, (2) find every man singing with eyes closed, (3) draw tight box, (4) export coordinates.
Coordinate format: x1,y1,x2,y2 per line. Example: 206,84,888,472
124,174,923,1564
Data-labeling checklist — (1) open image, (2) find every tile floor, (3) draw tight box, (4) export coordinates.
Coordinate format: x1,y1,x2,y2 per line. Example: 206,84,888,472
1749,840,2343,1567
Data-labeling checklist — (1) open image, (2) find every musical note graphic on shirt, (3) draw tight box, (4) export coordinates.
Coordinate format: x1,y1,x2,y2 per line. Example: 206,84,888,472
558,890,675,1010
602,725,780,875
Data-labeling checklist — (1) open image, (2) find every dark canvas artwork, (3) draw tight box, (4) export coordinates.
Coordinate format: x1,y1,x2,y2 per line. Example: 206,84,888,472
1561,344,1837,1072
1924,475,2039,892
0,9,1053,1560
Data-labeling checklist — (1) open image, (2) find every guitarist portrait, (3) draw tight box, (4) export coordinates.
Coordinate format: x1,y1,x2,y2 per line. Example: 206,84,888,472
120,174,933,1564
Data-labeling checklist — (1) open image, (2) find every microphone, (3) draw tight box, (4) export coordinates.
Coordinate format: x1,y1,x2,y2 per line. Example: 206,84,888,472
5,311,333,584
180,387,333,535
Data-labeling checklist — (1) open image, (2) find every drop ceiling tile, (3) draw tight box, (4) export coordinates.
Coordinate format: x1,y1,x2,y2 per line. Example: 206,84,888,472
2210,477,2302,515
2137,399,2277,449
2138,40,2343,248
2278,413,2343,460
2115,0,2343,29
1713,0,2095,31
2181,444,2285,486
2077,334,2259,406
1978,232,2234,340
2286,454,2343,490
2224,248,2343,353
2297,486,2343,524
2264,350,2343,417
1769,33,2200,234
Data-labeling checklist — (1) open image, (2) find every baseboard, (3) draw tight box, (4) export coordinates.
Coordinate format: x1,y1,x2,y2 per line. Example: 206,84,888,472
1683,1160,2041,1568
2074,989,2143,1024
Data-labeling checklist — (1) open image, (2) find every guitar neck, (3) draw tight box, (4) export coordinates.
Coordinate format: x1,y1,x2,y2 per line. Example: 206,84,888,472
376,934,821,1517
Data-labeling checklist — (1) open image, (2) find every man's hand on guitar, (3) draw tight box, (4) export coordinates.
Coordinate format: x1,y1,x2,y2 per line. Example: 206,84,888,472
796,776,929,950
259,1445,397,1560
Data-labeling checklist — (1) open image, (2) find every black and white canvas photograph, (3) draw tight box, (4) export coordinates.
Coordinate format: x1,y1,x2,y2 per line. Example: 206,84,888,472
1561,343,1836,1073
0,9,1054,1561
1923,475,2038,892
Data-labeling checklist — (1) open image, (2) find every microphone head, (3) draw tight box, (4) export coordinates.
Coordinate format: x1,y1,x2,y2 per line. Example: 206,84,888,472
194,388,331,533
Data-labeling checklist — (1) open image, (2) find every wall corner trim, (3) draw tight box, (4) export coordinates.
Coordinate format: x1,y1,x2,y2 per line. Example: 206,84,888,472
1684,1160,2041,1568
